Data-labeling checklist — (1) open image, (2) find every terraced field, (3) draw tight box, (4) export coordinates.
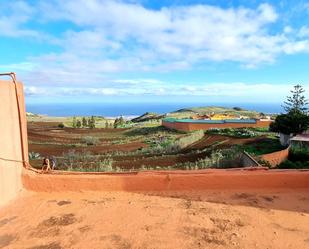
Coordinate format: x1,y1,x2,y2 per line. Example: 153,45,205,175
28,121,283,171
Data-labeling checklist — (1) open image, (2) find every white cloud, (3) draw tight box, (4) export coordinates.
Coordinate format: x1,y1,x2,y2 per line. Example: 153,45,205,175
34,0,309,69
0,1,39,38
23,82,309,104
2,0,309,90
299,26,309,37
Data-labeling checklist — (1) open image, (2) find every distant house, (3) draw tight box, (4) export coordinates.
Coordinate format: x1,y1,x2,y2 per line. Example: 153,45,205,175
290,134,309,149
210,113,239,120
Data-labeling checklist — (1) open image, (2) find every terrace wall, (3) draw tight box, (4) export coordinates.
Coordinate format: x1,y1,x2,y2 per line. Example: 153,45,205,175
261,147,290,167
0,79,28,207
162,120,273,132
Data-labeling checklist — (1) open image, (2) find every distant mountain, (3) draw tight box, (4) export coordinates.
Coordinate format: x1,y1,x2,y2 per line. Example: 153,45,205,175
168,106,260,119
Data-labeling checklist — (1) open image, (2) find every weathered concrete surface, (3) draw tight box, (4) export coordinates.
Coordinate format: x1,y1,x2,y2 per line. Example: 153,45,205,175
0,80,28,207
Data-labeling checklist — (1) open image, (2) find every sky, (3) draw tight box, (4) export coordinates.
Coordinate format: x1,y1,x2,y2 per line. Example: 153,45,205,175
1,0,309,104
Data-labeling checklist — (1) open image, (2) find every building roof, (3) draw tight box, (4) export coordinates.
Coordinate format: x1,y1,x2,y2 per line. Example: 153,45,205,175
290,134,309,142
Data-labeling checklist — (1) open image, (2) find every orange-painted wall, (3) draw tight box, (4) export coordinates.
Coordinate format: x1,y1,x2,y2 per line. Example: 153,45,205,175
22,168,309,192
162,120,272,132
261,147,290,167
0,79,28,206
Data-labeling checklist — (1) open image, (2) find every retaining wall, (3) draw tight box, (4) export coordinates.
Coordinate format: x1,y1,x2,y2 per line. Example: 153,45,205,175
261,147,290,167
162,120,272,132
0,79,28,207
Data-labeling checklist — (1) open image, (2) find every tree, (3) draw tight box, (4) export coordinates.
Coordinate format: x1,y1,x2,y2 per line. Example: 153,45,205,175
271,85,309,146
118,116,125,126
114,118,119,128
76,120,82,128
114,116,125,128
88,116,95,129
72,116,77,128
82,117,88,127
283,84,308,114
270,111,309,135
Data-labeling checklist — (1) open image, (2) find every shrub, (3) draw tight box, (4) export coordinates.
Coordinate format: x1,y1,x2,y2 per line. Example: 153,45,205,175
278,160,309,169
58,123,65,128
81,136,99,146
207,128,257,138
289,147,309,162
57,151,114,172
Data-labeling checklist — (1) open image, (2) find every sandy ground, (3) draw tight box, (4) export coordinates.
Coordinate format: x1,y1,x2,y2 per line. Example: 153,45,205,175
1,189,309,249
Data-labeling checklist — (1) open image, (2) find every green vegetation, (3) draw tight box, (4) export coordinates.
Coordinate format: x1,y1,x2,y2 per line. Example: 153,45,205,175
206,128,258,138
58,123,65,128
142,130,204,154
270,85,309,135
278,147,309,169
114,116,125,128
240,138,285,156
168,106,261,119
131,112,165,122
283,84,308,113
81,136,100,146
56,150,115,172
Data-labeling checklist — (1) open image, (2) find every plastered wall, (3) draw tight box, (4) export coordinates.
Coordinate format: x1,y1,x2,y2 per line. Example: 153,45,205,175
0,79,28,207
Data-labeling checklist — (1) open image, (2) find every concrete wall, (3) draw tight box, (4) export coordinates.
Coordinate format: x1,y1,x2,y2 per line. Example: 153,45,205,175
162,120,272,132
0,79,28,207
240,152,261,167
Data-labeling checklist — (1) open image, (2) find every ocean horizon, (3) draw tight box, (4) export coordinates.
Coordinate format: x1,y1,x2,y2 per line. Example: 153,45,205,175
26,102,284,117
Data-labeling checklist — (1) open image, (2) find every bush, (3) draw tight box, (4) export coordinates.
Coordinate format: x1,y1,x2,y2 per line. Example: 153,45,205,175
278,160,309,169
289,147,309,162
81,136,99,146
207,128,257,138
58,123,65,128
56,151,114,172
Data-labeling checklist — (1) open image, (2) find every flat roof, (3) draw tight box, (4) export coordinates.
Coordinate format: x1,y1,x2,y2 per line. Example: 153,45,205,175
291,134,309,142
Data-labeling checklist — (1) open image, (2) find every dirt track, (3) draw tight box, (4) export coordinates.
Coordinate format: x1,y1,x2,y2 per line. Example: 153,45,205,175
1,189,309,249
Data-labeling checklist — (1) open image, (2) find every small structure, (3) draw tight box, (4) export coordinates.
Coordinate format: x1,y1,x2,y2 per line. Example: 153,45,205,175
290,134,309,149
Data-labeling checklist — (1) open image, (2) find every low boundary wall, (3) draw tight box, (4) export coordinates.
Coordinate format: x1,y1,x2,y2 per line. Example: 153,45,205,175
22,168,309,191
162,119,272,132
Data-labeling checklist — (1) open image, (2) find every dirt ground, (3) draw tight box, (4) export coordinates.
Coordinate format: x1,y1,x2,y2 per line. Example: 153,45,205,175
1,189,309,249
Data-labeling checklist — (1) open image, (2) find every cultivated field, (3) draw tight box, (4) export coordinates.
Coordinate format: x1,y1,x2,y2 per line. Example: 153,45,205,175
27,118,284,171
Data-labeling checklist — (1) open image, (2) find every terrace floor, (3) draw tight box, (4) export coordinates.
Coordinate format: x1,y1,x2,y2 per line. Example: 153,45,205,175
1,189,309,249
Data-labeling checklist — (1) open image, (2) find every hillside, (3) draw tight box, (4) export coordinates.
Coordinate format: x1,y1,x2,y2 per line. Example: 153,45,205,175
167,106,260,119
131,112,166,122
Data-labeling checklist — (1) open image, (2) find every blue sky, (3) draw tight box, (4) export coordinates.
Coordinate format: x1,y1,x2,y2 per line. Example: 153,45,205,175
1,0,309,104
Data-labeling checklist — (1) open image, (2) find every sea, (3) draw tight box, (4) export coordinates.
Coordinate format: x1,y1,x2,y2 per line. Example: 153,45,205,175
26,102,284,118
